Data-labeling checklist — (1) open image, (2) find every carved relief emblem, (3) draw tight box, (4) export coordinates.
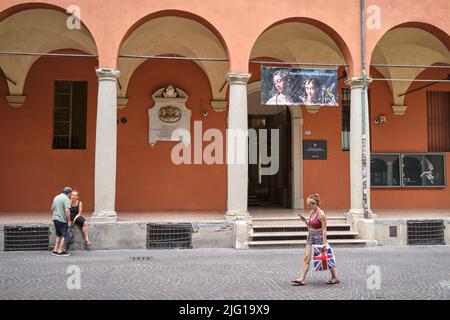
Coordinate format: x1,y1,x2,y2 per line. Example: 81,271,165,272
158,106,182,123
162,85,178,98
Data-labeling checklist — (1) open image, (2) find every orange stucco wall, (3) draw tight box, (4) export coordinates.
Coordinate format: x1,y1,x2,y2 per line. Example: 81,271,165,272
370,67,450,208
298,68,351,209
0,56,98,212
0,0,449,213
0,57,227,212
0,59,449,212
116,59,227,211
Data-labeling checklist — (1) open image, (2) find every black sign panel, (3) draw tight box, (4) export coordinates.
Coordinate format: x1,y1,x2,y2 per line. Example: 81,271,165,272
303,140,327,160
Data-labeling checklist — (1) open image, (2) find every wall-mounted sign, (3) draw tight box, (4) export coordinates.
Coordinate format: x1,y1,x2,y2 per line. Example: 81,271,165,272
303,140,327,160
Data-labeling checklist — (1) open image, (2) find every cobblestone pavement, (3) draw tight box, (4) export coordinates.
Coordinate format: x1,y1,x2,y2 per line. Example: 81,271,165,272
0,246,449,300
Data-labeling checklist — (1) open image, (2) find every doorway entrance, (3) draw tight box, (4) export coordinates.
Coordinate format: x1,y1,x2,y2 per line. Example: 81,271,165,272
247,81,304,210
248,110,292,208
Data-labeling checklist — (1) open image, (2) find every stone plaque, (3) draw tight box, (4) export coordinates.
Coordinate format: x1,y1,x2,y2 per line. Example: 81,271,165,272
149,86,191,145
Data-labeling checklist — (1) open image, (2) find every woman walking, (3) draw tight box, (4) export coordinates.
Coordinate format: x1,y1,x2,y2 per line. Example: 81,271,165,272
291,194,339,286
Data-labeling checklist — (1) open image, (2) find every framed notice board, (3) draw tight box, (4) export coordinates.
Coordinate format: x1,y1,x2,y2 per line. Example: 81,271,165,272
303,140,327,160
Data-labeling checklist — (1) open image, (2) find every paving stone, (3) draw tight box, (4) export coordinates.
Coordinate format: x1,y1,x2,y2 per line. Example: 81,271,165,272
0,246,449,300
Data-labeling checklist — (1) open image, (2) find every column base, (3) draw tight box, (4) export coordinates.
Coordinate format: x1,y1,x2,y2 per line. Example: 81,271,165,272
345,211,377,234
225,211,252,249
234,219,251,249
347,209,377,218
90,211,118,223
225,211,252,222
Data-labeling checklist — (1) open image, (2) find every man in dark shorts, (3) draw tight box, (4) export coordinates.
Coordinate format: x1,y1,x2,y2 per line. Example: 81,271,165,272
51,187,72,257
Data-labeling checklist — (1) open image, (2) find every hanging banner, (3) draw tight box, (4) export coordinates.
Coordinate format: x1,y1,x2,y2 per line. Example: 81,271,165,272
261,67,339,106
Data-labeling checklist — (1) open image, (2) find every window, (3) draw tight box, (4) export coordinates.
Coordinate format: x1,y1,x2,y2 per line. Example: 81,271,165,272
371,153,446,188
341,88,350,151
427,91,450,152
371,154,401,187
402,154,446,187
53,81,88,149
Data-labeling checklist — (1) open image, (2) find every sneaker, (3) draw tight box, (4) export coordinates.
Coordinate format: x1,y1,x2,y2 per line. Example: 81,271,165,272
57,251,71,257
52,251,58,256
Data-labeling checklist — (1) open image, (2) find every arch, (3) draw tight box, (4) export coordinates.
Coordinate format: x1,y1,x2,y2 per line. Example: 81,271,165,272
249,17,354,76
369,22,450,107
116,10,230,102
0,5,99,102
368,22,450,65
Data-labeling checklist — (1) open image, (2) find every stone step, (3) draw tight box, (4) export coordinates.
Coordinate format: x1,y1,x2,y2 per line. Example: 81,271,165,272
248,239,371,248
249,231,359,238
251,217,347,226
252,216,346,221
251,224,353,231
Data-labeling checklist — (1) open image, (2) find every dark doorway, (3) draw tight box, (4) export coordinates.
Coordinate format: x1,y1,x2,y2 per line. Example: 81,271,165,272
248,109,291,208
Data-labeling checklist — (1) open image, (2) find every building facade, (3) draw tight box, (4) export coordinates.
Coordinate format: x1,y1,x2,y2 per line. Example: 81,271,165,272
0,0,449,222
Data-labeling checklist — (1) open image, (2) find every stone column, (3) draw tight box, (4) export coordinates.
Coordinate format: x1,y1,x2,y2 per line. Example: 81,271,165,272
288,106,304,209
345,77,373,216
226,73,251,222
91,68,120,223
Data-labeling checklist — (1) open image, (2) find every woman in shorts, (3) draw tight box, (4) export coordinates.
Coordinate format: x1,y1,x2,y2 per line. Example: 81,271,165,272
69,190,92,245
291,194,339,286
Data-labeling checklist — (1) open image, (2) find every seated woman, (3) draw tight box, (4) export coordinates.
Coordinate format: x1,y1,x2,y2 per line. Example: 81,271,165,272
69,190,92,245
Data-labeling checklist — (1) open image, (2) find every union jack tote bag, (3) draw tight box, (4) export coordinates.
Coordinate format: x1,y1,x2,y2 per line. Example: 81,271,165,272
312,244,336,271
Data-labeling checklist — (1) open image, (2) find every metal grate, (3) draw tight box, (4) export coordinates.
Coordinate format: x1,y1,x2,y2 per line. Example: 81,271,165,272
4,225,50,251
407,220,445,245
146,223,193,249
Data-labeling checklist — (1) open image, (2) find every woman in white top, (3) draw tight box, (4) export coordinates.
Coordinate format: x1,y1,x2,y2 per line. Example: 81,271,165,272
266,70,294,105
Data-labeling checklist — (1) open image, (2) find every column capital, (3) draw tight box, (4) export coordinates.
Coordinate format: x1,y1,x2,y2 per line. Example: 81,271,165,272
345,77,373,89
96,68,121,80
226,73,251,85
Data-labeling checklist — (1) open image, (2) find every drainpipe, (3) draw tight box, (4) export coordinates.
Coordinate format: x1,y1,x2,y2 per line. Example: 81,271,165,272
361,0,369,219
